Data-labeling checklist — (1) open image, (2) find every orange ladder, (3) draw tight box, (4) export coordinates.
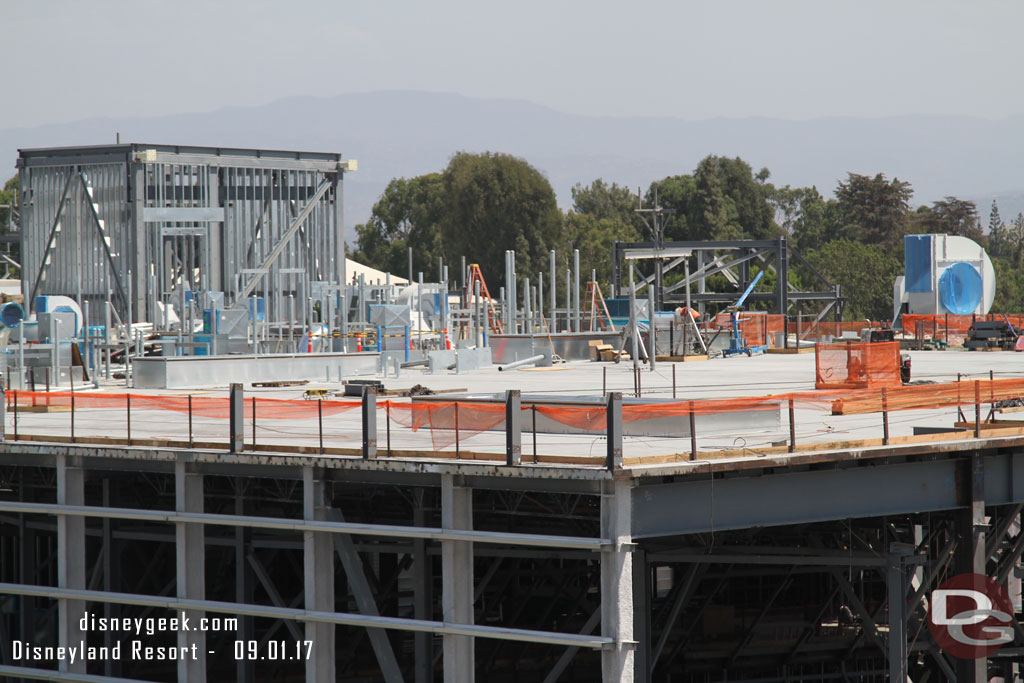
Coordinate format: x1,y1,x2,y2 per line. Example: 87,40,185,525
464,264,504,335
584,281,615,332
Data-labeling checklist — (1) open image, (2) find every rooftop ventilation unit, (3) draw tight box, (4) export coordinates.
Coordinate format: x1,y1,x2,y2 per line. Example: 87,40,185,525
893,234,994,318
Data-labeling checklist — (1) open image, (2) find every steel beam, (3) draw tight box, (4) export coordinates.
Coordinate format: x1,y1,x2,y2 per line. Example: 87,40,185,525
632,457,980,538
601,479,635,682
441,474,474,682
303,466,335,683
237,178,332,300
327,508,404,683
0,582,612,648
0,500,607,550
56,454,86,675
174,458,206,682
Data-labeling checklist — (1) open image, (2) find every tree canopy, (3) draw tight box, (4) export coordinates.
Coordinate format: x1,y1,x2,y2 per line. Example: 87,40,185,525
440,152,563,284
353,173,445,280
352,151,1023,321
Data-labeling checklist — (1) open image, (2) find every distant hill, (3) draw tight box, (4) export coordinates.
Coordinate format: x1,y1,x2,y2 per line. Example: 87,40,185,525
3,90,1023,241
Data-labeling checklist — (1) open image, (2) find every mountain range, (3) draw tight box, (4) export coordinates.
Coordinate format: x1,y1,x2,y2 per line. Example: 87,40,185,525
2,90,1022,241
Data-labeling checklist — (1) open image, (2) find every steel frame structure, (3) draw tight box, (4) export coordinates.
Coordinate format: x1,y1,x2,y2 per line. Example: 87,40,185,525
0,423,1022,681
611,238,844,323
16,144,349,327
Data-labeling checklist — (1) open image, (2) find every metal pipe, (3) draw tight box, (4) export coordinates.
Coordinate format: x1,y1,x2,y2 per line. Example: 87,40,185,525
549,250,556,331
629,263,640,381
573,249,580,332
497,354,545,372
648,280,656,371
523,277,531,334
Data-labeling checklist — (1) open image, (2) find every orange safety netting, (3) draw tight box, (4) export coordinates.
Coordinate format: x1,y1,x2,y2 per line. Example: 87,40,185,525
385,402,507,450
831,376,1024,415
901,313,1024,338
7,376,1024,449
815,341,902,390
6,391,362,419
707,314,886,346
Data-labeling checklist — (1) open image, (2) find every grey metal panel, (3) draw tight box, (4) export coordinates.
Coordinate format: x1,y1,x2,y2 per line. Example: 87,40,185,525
631,458,964,538
142,207,225,222
132,352,379,389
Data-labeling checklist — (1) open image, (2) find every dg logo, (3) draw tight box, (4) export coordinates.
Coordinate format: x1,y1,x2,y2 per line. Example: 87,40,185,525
928,573,1017,659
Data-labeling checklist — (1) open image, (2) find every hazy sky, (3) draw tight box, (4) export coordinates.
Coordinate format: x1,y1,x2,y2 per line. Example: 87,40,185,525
2,0,1021,130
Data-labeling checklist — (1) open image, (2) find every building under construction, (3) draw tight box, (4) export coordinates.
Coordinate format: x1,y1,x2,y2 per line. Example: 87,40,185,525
0,144,1020,683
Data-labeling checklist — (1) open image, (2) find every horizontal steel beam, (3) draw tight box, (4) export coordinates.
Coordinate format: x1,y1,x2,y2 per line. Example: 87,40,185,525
632,453,1024,538
142,207,225,222
646,552,892,567
0,583,613,649
0,501,607,550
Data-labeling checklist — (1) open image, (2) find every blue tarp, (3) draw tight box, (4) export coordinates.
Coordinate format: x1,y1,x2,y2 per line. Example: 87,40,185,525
904,235,932,293
938,262,983,314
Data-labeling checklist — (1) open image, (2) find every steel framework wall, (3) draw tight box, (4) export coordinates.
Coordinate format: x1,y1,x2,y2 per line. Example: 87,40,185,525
17,144,348,326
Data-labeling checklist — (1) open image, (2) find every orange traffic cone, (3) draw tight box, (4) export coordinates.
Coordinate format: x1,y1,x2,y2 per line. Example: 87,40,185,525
356,333,362,352
444,328,452,350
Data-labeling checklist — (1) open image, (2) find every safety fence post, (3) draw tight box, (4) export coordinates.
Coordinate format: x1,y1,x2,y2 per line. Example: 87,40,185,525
689,401,697,461
606,392,623,471
788,398,796,453
882,388,889,445
974,380,981,438
505,390,521,466
318,399,324,455
229,383,243,453
362,386,378,459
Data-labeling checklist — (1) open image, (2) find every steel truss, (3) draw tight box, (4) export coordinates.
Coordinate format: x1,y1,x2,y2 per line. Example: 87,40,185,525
611,238,844,323
0,444,1021,682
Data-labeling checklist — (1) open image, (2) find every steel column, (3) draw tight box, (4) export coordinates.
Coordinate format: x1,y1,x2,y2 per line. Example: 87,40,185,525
413,490,432,683
601,479,634,682
442,474,474,683
956,454,988,683
303,466,335,683
175,458,206,683
56,454,86,675
887,543,914,682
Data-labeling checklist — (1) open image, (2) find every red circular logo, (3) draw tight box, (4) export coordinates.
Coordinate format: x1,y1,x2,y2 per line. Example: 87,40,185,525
928,573,1016,659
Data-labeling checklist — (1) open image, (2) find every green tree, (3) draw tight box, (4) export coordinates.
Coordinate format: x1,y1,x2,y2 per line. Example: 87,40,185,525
928,196,984,243
687,156,777,241
646,174,696,241
991,255,1024,312
833,173,913,250
0,175,17,232
769,185,834,253
989,200,1003,236
441,151,562,286
571,180,639,227
562,211,641,287
352,173,445,279
808,238,902,321
991,212,1024,267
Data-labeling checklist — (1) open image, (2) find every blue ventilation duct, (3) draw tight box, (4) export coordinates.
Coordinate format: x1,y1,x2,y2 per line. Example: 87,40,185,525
938,262,983,314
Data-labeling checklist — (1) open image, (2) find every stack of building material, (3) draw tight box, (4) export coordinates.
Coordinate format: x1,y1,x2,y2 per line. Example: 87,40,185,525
965,320,1018,350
